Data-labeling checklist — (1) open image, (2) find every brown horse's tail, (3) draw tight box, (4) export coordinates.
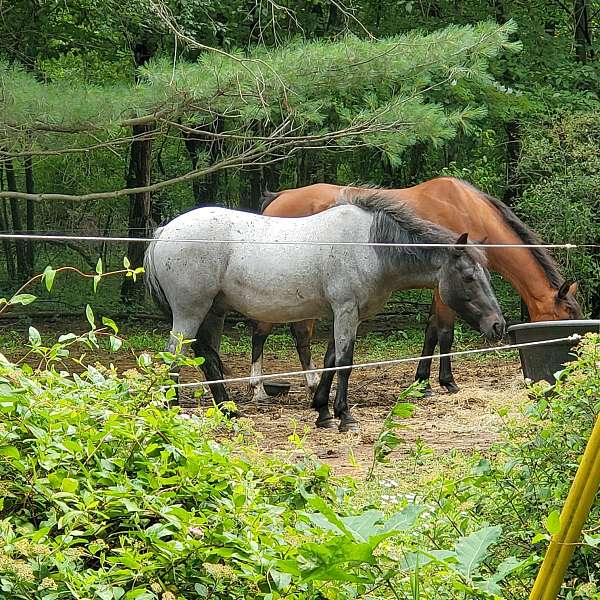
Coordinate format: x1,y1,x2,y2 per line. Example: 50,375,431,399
260,190,280,213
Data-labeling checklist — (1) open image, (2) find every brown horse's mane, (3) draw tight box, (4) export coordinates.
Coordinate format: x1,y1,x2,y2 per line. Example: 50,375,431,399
458,180,565,289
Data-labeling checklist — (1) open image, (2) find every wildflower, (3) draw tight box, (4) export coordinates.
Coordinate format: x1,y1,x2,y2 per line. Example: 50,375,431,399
123,369,142,380
31,543,51,557
40,577,58,590
203,562,237,580
13,539,31,556
162,592,177,600
189,527,204,539
380,478,398,488
150,582,162,593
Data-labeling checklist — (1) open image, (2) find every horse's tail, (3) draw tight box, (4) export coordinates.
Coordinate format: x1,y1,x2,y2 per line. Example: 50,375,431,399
143,226,172,320
260,190,280,213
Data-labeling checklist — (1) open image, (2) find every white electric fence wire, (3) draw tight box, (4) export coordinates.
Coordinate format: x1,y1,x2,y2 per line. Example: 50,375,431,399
161,334,583,390
0,232,591,249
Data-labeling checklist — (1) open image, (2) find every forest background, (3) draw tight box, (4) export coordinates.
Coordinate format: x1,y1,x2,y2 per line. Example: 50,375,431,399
0,0,599,317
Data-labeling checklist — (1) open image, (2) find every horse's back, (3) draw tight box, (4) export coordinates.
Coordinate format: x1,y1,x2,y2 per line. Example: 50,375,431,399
150,204,377,323
262,183,344,217
389,178,509,243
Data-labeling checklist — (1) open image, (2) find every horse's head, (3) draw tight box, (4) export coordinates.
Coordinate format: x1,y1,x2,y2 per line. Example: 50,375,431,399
533,281,582,321
438,233,505,342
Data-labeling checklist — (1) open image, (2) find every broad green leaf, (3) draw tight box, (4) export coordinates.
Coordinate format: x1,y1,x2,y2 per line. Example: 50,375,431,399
42,266,56,291
545,510,561,535
86,304,95,329
61,477,79,493
10,293,37,306
109,336,122,352
0,445,20,459
102,316,119,334
339,510,384,541
382,504,424,533
270,569,291,590
490,556,526,584
93,275,101,293
29,326,41,346
96,257,103,275
454,526,502,579
391,402,416,418
123,256,131,268
58,333,77,343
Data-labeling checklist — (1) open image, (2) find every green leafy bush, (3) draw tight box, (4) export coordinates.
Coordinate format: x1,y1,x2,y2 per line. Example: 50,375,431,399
516,112,600,313
0,325,525,599
418,334,600,599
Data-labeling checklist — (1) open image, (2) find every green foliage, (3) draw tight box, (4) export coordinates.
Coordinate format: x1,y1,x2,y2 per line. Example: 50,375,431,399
0,316,526,599
414,334,600,598
516,112,600,311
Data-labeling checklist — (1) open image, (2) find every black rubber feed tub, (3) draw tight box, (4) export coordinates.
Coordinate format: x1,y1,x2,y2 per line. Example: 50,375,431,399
508,320,600,384
264,380,291,397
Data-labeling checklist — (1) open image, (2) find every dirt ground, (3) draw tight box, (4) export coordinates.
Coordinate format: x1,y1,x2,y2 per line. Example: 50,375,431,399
184,352,527,477
1,316,528,478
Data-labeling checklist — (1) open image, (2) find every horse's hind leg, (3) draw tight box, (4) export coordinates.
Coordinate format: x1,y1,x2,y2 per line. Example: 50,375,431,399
290,320,319,401
331,304,359,433
311,336,336,429
414,298,439,396
166,314,209,405
249,321,272,403
192,308,230,408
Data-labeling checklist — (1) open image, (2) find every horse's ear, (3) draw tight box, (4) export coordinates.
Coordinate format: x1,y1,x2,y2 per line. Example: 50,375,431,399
558,280,578,299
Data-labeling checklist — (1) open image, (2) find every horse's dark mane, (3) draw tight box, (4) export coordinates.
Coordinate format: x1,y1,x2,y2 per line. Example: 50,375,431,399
459,180,564,289
337,190,487,267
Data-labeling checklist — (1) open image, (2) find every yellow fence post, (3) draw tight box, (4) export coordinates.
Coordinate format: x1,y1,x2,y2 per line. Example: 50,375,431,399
530,413,600,600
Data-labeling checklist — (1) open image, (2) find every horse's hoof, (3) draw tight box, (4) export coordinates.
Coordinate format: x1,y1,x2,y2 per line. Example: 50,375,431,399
338,419,360,433
422,385,434,398
442,383,460,394
316,416,337,429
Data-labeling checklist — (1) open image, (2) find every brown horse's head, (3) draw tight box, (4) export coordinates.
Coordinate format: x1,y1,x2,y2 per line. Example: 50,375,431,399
438,233,505,342
535,281,582,321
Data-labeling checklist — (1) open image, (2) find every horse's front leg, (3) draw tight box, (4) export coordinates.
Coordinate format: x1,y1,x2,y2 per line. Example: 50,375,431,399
249,321,272,403
332,304,359,433
311,337,337,429
414,298,439,397
436,302,459,394
290,320,319,402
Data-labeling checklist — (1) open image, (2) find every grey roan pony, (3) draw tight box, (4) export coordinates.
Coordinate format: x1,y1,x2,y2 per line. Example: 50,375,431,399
144,192,505,432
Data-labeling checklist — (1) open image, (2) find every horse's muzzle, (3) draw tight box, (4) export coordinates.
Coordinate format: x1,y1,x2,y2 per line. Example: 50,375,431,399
483,318,506,342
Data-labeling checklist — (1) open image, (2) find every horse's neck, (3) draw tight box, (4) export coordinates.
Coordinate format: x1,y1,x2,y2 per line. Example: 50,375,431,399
387,185,557,319
383,252,441,291
484,231,556,320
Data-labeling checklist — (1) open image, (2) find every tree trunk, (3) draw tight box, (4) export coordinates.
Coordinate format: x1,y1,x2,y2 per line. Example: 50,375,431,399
503,120,521,205
239,168,262,212
0,165,16,281
121,123,152,302
24,155,35,275
296,151,314,187
121,38,155,302
182,117,223,208
183,133,203,206
5,159,27,278
573,0,591,64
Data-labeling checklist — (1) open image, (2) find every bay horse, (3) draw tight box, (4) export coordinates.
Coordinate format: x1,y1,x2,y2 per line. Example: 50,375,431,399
251,177,581,400
144,191,504,432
